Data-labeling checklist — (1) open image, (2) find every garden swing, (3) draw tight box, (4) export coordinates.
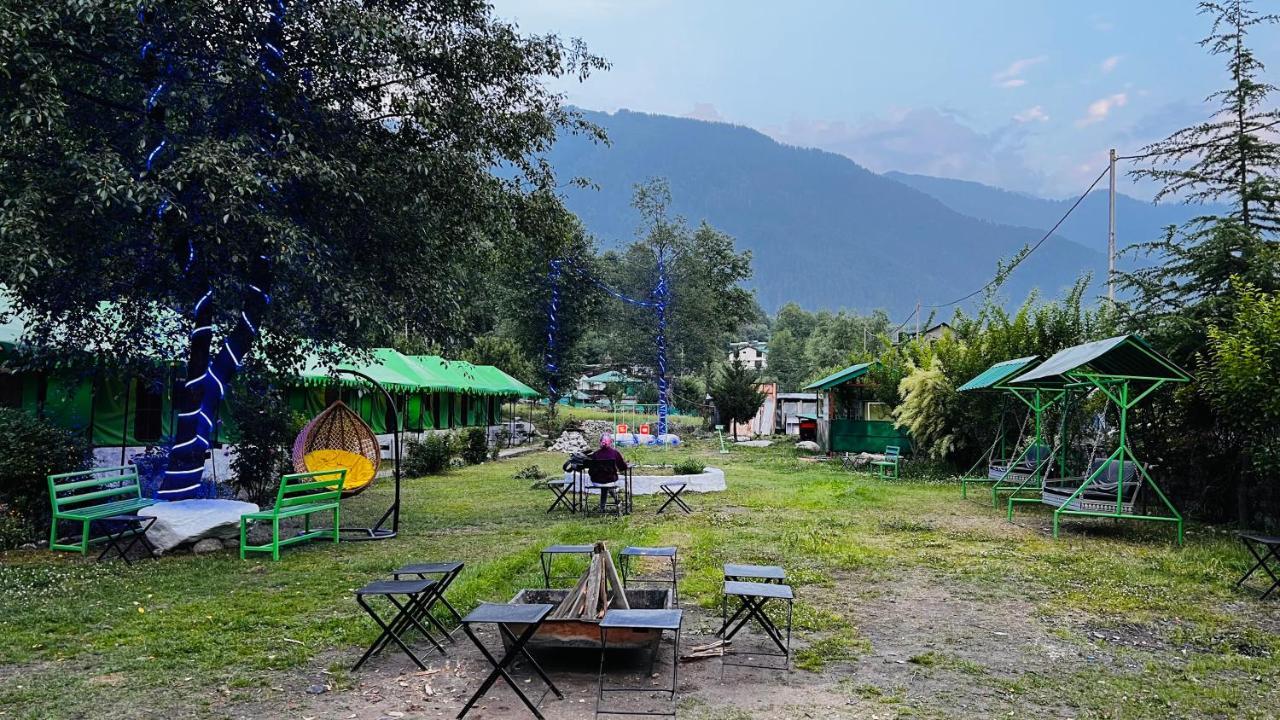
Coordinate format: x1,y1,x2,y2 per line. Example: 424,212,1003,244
955,356,1063,504
292,400,382,497
1005,335,1191,544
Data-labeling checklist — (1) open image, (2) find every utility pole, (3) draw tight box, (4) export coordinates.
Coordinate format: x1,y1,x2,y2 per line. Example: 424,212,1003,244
1108,148,1117,302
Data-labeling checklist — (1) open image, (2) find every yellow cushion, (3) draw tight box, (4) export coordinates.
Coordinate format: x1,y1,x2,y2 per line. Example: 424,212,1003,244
303,448,376,493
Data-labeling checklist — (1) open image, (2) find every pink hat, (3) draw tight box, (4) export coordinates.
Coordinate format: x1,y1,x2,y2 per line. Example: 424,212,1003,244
600,434,614,448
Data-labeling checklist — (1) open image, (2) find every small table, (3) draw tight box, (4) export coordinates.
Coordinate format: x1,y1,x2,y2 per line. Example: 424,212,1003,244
619,546,679,604
546,478,577,513
540,544,595,588
719,580,794,670
597,609,683,718
458,602,563,720
657,483,691,514
393,561,466,640
1236,533,1280,600
352,579,445,671
94,514,158,565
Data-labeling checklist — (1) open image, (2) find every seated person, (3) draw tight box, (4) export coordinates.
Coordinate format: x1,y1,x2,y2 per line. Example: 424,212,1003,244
587,434,629,509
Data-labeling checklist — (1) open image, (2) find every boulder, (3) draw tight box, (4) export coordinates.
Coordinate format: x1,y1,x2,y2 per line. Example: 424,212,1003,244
736,439,773,448
139,499,259,554
192,538,224,555
795,440,821,452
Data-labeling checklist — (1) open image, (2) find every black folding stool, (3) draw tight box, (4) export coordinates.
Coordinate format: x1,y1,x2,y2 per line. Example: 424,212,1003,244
619,546,679,604
656,482,691,514
720,580,794,671
719,563,785,635
352,578,445,671
95,514,159,565
457,602,563,720
596,608,683,718
540,544,595,588
546,477,578,513
1236,533,1280,600
392,561,466,641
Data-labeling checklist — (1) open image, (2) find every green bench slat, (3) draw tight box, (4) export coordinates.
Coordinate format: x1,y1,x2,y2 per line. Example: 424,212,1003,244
57,498,156,520
242,502,338,520
54,485,141,508
52,474,141,493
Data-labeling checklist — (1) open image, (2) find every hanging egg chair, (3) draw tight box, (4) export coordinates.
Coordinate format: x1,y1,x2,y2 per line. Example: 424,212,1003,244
292,401,381,497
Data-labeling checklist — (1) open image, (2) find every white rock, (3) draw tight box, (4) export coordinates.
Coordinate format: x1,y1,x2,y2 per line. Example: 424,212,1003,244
139,499,259,554
736,439,773,447
192,538,224,554
795,440,821,452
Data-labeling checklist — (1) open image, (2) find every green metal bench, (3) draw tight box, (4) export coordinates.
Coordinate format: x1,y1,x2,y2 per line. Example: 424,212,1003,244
870,446,902,479
48,466,157,554
239,469,346,560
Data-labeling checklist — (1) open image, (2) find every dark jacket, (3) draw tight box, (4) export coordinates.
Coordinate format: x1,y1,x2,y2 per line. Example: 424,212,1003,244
588,446,628,485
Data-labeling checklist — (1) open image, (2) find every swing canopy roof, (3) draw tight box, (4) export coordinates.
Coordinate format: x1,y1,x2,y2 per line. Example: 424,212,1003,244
1010,334,1191,387
956,356,1039,392
803,361,876,391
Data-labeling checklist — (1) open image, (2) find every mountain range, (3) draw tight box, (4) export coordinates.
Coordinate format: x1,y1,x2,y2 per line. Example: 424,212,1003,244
544,109,1203,315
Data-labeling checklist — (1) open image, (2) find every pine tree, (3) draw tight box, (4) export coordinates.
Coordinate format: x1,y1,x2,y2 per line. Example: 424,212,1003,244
710,358,766,438
1121,0,1280,354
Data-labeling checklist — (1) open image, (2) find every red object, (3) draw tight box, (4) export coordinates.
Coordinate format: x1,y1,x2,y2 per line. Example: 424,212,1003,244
617,424,628,434
639,423,651,435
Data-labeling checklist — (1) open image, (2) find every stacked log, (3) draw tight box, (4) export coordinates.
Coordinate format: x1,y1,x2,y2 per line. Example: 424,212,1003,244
549,541,631,620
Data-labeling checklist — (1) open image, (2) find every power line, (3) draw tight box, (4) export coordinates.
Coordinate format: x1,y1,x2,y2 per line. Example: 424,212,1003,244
920,165,1110,311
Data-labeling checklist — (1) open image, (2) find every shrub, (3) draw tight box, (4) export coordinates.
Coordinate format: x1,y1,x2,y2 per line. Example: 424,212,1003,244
462,427,489,465
0,408,91,534
513,464,546,481
228,383,305,506
673,457,706,475
404,433,453,476
0,505,30,550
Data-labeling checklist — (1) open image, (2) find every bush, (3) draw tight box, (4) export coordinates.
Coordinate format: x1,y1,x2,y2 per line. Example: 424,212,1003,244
404,433,453,476
462,427,489,465
0,505,30,550
0,408,91,535
673,457,706,475
228,383,305,506
513,464,546,481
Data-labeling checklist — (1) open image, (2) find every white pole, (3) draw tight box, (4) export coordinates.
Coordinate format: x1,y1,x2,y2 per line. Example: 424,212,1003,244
1108,147,1117,302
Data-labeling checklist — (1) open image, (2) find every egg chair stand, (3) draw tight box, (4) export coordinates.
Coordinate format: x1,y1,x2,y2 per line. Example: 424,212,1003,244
334,368,401,541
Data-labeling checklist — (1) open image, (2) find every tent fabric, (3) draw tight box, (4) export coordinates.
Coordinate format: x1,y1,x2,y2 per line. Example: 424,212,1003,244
1011,335,1191,386
956,356,1040,392
803,362,876,391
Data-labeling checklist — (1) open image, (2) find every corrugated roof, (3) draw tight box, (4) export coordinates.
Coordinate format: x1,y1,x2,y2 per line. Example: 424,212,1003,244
585,369,631,384
803,362,875,391
1010,335,1191,386
956,356,1039,392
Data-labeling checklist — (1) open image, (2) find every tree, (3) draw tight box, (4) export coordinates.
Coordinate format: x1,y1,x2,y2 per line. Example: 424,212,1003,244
1116,0,1280,523
764,328,807,391
710,358,766,438
0,2,605,496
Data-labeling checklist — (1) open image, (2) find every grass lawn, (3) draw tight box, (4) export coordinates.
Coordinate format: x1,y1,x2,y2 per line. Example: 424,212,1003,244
1,441,1277,719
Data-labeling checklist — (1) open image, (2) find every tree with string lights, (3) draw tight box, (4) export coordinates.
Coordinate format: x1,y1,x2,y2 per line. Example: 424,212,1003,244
0,1,605,497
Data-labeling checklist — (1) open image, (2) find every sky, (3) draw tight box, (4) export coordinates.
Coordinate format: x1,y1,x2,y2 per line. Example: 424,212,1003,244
491,0,1280,200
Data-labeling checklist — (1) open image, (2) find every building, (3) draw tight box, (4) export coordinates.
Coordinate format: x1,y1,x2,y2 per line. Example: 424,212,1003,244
897,322,955,345
775,392,819,436
803,361,911,454
728,341,767,370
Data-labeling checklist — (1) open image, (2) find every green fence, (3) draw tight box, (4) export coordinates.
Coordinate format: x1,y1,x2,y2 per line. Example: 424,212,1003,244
829,419,912,454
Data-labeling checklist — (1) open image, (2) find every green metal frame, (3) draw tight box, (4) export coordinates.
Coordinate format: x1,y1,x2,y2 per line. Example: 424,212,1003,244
871,445,902,479
47,466,157,554
1007,370,1187,544
239,468,346,560
969,386,1065,505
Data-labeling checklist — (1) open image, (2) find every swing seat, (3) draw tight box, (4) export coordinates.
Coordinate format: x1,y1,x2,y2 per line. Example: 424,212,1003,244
1041,457,1142,513
988,444,1052,481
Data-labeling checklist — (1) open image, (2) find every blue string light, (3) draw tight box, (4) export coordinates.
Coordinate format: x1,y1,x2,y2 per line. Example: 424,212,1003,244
158,0,289,498
542,255,672,434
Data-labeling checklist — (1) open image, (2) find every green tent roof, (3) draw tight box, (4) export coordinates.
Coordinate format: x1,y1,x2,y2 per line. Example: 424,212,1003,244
956,356,1039,392
471,365,541,398
297,350,425,393
1010,335,1191,387
803,362,875,391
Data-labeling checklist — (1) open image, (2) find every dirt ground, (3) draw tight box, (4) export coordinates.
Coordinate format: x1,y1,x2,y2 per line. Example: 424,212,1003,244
218,568,1128,720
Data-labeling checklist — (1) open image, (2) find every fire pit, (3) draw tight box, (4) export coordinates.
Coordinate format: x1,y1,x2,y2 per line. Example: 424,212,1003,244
507,587,673,649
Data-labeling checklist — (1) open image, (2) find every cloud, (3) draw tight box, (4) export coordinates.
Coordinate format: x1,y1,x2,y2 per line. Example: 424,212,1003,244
1076,93,1128,126
684,102,724,123
993,56,1046,89
1014,105,1050,123
764,107,1047,193
1100,55,1122,73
